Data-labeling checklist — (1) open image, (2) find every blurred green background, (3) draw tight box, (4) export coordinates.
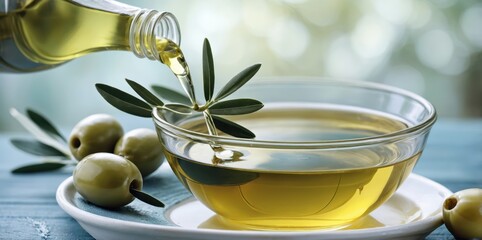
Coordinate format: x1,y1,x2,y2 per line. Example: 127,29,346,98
1,0,481,132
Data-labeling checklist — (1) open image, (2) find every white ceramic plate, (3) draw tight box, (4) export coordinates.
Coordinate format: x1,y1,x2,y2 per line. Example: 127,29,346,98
57,171,452,240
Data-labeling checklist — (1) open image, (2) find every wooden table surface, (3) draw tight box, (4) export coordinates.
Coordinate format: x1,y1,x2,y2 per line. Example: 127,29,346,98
1,119,481,240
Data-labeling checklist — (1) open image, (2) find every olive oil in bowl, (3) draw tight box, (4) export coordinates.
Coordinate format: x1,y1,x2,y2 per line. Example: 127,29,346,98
159,103,424,230
153,79,436,230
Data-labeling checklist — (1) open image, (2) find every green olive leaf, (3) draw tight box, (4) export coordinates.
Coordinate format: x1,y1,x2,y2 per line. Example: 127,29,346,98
11,162,67,174
164,103,193,115
126,79,164,106
11,139,69,158
96,83,152,118
26,108,66,142
203,38,215,102
129,188,165,208
209,98,263,115
95,39,263,142
212,115,255,139
214,63,261,102
10,108,71,157
151,85,191,105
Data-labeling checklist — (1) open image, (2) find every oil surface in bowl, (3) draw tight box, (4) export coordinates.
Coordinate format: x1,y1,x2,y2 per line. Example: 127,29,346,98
164,104,420,230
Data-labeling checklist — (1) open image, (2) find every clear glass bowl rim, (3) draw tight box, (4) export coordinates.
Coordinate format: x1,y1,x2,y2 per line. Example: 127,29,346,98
152,78,437,149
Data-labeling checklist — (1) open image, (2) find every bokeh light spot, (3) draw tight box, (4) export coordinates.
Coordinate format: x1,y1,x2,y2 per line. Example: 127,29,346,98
416,29,454,69
326,36,362,79
242,1,282,37
297,1,341,27
407,1,432,29
372,0,414,25
267,17,310,60
351,16,396,59
460,5,482,48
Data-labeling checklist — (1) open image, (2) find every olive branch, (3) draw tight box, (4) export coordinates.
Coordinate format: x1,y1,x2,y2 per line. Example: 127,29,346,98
9,108,75,173
96,38,263,139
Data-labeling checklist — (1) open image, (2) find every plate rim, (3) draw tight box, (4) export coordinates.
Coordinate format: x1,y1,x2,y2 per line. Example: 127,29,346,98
56,173,452,239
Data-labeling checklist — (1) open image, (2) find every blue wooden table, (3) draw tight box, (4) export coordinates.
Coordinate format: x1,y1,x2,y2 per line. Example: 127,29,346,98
1,119,481,239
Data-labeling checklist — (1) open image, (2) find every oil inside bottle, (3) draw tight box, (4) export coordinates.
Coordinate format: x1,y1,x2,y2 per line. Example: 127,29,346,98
0,0,137,71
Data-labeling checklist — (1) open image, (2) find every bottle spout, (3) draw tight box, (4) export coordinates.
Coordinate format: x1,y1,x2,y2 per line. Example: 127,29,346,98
129,9,181,61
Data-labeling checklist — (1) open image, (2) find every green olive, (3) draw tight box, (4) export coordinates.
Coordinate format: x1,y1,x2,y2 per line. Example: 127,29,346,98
114,128,164,178
69,114,123,160
443,188,482,239
73,152,142,208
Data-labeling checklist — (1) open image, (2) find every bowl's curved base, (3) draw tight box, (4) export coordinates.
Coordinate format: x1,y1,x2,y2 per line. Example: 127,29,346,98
166,185,423,231
215,215,352,231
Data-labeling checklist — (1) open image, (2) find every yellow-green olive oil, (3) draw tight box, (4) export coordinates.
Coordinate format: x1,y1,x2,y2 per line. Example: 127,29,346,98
0,0,134,69
156,38,197,105
164,104,419,230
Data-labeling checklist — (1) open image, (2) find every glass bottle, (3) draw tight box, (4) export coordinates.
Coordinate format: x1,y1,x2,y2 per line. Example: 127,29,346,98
0,0,181,72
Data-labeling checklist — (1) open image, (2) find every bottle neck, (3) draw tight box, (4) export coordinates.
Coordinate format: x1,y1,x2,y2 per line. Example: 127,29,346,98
129,9,181,61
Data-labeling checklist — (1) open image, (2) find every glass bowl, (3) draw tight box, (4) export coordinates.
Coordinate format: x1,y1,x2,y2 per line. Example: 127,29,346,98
152,78,437,230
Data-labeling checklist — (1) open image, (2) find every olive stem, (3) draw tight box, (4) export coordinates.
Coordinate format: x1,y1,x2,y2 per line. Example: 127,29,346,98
202,110,218,136
129,188,165,208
